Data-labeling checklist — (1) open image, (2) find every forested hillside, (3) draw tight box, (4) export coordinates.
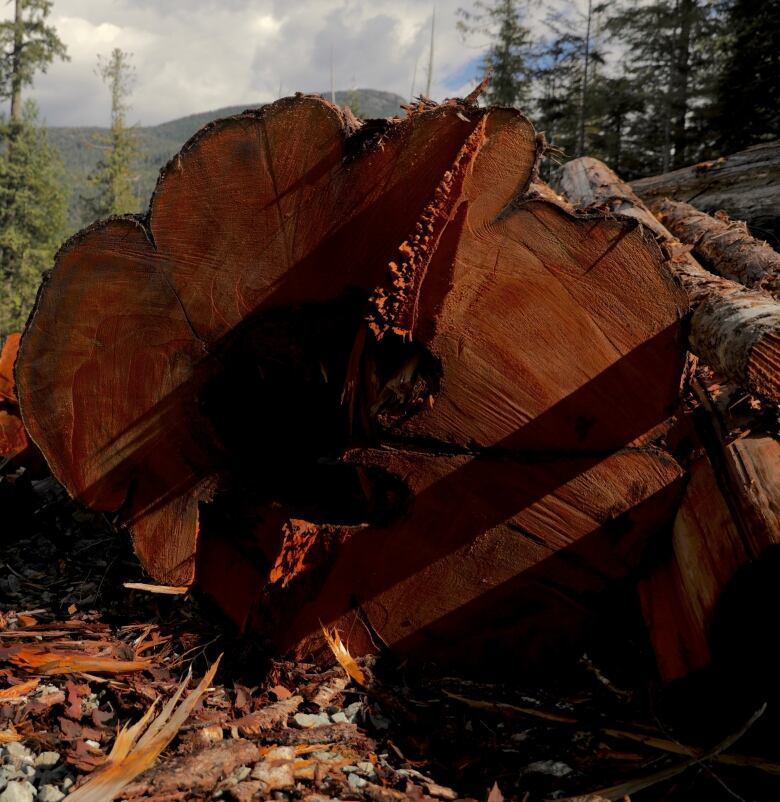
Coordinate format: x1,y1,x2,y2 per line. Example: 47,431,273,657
48,89,406,229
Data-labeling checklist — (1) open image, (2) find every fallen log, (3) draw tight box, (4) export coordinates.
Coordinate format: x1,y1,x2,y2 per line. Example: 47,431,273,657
651,198,780,297
17,95,688,669
557,157,780,403
639,370,780,682
631,139,780,245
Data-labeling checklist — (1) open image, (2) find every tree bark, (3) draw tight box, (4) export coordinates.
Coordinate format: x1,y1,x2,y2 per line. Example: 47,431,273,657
631,139,780,245
10,0,23,123
17,96,688,670
556,156,780,403
651,198,780,297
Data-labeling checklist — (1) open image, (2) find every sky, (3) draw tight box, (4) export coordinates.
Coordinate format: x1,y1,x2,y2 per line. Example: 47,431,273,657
0,0,527,128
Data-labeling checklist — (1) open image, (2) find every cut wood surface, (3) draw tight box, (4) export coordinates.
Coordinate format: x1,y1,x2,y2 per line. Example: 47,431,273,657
557,157,780,403
631,139,780,245
17,95,688,667
651,198,780,297
0,333,28,459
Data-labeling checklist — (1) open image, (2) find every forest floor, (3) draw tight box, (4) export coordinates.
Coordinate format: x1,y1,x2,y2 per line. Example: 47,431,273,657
1,471,779,802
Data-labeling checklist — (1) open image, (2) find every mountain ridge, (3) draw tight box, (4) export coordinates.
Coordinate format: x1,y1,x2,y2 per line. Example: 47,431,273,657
47,89,407,229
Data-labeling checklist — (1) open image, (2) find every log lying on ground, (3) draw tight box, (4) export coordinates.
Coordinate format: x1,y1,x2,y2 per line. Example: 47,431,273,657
0,333,28,460
651,198,780,296
631,139,780,245
17,95,688,669
557,157,780,403
639,370,780,682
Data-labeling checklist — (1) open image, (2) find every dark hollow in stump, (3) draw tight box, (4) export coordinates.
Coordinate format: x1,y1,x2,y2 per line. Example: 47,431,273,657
0,333,29,460
17,95,688,668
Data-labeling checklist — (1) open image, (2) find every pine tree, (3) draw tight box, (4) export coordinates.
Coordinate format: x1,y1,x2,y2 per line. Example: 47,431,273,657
0,0,68,335
0,102,66,335
715,0,780,151
457,0,535,108
606,0,724,174
535,2,608,158
85,48,139,219
0,0,68,123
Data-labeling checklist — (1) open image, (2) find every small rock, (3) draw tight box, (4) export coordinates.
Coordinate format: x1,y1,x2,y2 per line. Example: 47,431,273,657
3,745,31,764
348,773,367,789
344,702,362,722
522,760,572,777
233,766,251,782
84,740,100,749
0,781,35,802
292,712,330,729
249,762,294,791
38,785,66,802
356,761,376,777
329,711,348,724
34,752,60,769
61,777,74,790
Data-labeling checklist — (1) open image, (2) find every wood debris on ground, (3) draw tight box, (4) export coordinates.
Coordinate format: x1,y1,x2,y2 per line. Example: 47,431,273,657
2,477,780,801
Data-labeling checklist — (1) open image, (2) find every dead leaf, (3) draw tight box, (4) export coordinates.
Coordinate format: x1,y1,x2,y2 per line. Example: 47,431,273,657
320,626,365,686
63,655,221,802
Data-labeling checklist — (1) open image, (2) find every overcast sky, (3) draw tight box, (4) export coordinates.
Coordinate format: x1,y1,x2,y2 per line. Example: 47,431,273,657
1,0,531,127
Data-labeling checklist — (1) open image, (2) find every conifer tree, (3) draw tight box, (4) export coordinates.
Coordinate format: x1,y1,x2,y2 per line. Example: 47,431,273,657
0,101,66,335
0,0,68,335
457,0,534,108
0,0,68,123
715,0,780,151
85,48,139,218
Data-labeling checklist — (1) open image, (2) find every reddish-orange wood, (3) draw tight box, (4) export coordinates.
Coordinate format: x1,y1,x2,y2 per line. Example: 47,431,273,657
0,334,28,459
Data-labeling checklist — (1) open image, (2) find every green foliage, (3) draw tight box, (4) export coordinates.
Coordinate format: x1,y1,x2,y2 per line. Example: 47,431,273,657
715,0,780,151
0,0,68,119
458,0,535,107
605,0,724,173
0,102,66,336
84,48,139,219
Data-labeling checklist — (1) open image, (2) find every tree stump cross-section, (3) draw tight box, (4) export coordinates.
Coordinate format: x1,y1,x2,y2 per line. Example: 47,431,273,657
17,95,687,668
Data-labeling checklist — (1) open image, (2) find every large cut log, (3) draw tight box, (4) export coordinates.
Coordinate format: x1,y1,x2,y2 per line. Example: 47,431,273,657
557,157,780,403
651,198,780,297
639,370,780,682
631,139,780,245
0,333,28,460
17,95,688,668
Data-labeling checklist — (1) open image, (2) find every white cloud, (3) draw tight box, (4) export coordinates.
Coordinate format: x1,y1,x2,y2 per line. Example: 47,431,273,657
0,0,557,127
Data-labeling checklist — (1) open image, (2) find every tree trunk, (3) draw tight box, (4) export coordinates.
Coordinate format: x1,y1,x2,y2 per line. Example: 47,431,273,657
16,95,688,670
651,198,780,297
556,156,780,403
670,0,693,169
10,0,23,123
631,139,780,246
